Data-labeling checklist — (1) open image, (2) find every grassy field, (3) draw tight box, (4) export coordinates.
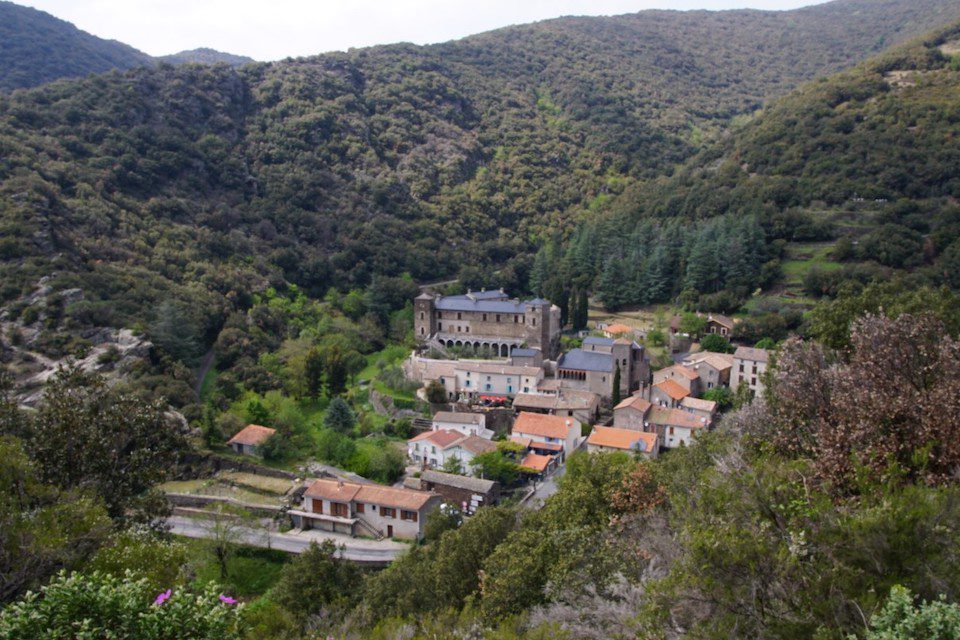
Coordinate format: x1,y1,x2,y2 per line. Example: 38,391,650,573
220,471,295,495
184,539,289,598
159,478,285,507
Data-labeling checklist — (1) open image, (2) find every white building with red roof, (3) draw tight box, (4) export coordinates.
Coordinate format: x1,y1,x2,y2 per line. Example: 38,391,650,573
226,424,276,457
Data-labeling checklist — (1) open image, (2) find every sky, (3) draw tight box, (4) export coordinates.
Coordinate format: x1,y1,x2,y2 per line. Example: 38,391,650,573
23,0,830,61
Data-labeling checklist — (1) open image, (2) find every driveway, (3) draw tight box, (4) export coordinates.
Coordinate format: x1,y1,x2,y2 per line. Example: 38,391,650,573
526,463,566,507
166,515,408,563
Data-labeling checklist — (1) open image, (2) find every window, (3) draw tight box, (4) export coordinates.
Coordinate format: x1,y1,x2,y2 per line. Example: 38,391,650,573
331,502,349,518
466,380,471,387
381,507,396,519
457,326,461,332
311,499,323,514
602,376,606,382
420,327,424,335
669,427,675,435
356,503,365,514
438,312,443,319
487,376,491,381
514,315,519,323
483,313,487,321
431,446,436,454
438,322,443,331
496,314,500,322
532,317,536,326
523,387,529,393
419,311,424,319
752,365,758,374
507,377,512,383
400,510,418,522
485,384,492,391
457,312,462,320
508,386,513,393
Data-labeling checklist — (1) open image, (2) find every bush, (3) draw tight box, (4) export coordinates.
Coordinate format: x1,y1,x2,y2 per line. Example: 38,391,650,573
0,571,244,640
699,333,734,353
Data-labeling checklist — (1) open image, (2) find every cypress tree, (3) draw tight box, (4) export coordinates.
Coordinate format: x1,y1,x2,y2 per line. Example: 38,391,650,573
612,365,622,407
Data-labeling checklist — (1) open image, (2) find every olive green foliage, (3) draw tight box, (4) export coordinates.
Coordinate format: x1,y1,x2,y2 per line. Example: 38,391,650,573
862,586,960,640
357,506,519,626
1,1,955,333
10,367,184,525
0,435,111,603
0,571,244,640
699,334,734,354
88,530,189,593
479,452,638,618
271,540,362,623
0,2,152,91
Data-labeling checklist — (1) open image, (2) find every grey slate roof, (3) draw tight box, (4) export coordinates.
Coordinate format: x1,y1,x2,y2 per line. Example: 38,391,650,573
558,349,614,373
734,346,770,363
421,469,497,494
435,296,528,313
583,337,615,347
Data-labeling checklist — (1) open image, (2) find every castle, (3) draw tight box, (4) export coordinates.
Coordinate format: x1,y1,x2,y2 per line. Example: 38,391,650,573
414,289,562,358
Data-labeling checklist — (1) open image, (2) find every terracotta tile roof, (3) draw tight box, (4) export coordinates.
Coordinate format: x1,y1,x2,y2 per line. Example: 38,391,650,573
588,426,657,452
615,395,652,413
684,352,734,371
655,379,690,401
664,365,699,380
512,412,576,440
226,424,276,447
407,429,467,449
510,435,533,449
519,452,553,473
459,435,497,455
648,407,709,430
681,397,717,413
605,323,635,335
305,478,438,511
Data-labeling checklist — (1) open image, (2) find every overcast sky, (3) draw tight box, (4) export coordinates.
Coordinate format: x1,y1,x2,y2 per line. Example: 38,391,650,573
23,0,830,61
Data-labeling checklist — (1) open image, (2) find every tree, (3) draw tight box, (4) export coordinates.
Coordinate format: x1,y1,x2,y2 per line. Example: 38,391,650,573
703,386,734,410
441,457,464,475
0,435,111,603
22,368,184,525
759,314,960,493
425,379,448,404
0,572,244,640
863,586,960,640
679,312,707,338
302,347,325,399
611,365,622,407
423,504,463,542
700,333,734,353
473,451,521,485
205,504,251,581
272,540,361,622
150,300,202,366
323,397,356,434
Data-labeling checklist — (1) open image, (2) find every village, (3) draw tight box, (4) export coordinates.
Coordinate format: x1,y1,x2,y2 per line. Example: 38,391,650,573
168,287,771,554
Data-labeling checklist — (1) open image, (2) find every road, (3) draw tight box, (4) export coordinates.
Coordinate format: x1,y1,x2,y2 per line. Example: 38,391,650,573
167,516,408,564
526,463,566,507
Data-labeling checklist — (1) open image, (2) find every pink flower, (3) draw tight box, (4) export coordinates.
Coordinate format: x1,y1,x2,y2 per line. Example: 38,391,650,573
154,589,172,606
219,594,237,605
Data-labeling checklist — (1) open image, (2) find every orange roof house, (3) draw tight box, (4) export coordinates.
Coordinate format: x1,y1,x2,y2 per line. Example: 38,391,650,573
654,379,690,402
587,426,658,457
512,412,574,440
226,424,276,456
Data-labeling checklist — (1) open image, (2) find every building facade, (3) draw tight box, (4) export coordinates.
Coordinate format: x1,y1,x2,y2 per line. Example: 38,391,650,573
290,479,441,541
556,338,650,400
731,346,770,396
414,289,562,358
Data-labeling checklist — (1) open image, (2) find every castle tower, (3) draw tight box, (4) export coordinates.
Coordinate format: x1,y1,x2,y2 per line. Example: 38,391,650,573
414,292,435,341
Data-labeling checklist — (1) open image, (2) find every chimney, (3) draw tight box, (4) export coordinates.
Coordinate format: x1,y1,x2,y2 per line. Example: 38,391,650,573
337,479,344,489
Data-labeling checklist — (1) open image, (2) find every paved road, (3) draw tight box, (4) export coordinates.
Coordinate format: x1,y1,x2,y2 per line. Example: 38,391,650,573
526,463,566,507
167,516,408,564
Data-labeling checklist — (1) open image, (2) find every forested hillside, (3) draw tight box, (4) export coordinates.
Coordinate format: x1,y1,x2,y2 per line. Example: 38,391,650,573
540,19,960,316
159,49,255,67
0,1,152,90
1,0,958,344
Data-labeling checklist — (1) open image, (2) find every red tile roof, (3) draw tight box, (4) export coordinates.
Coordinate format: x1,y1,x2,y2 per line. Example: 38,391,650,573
614,395,652,413
226,424,276,447
305,478,437,511
408,429,468,449
655,379,690,401
512,412,576,440
648,407,709,430
519,452,553,473
588,426,657,452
